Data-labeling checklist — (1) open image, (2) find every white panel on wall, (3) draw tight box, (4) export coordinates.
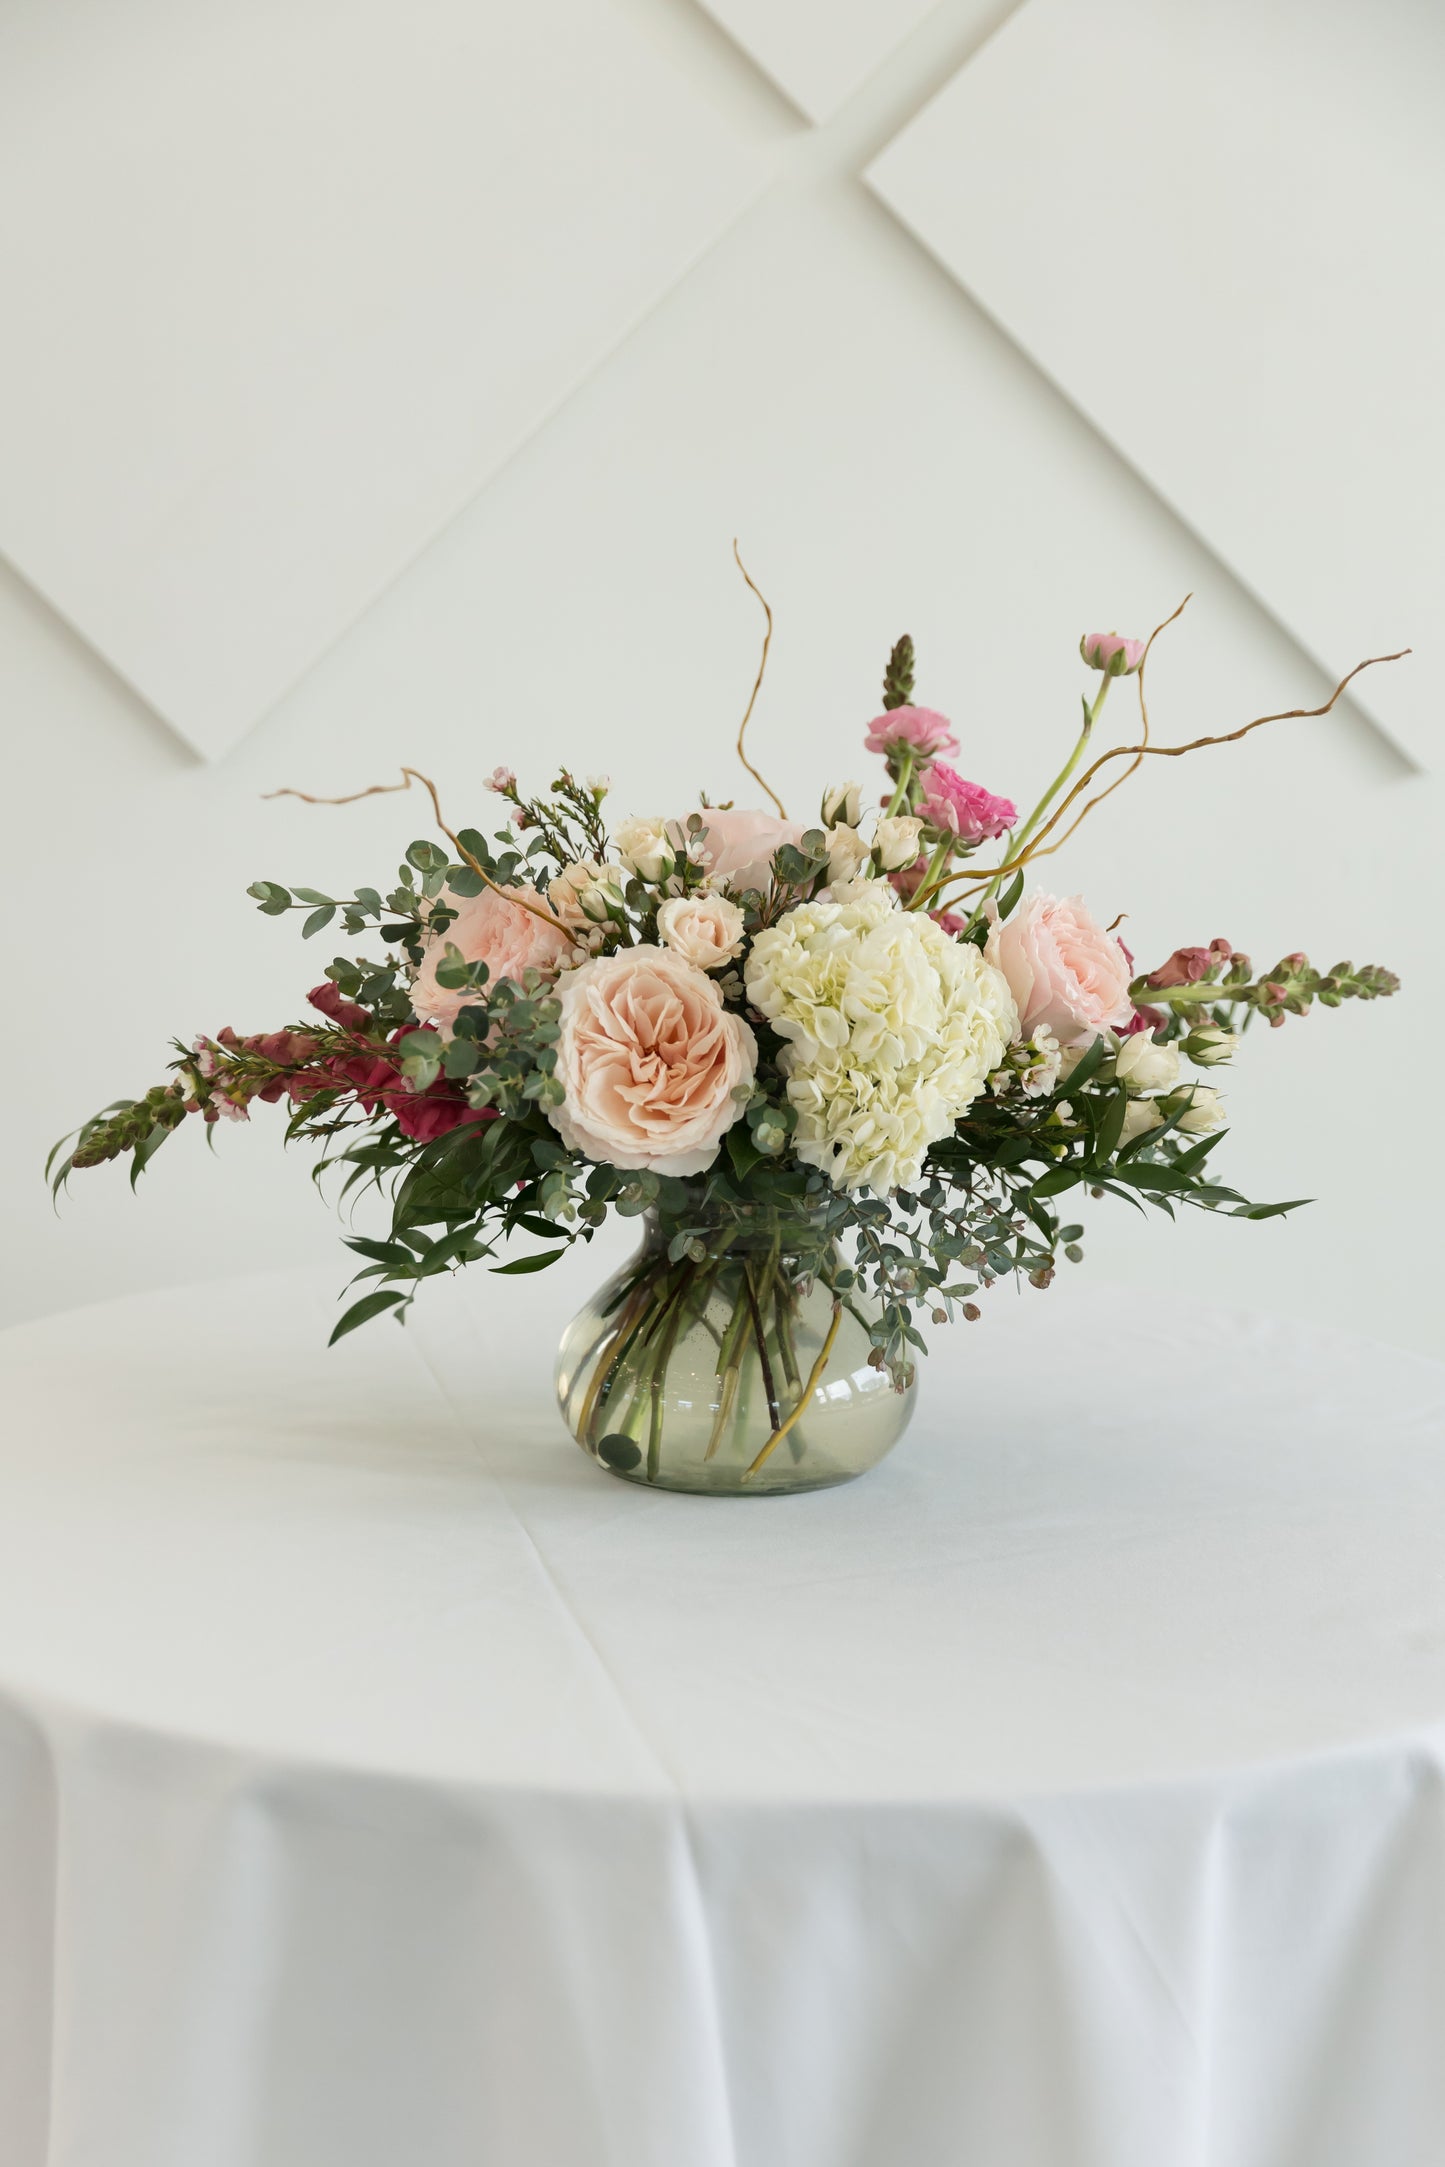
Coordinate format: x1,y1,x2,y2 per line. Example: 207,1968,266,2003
867,0,1441,768
0,0,760,758
694,0,943,120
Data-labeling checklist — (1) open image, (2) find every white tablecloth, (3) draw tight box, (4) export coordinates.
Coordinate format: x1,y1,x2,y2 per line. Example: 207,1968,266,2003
3,1256,1445,2167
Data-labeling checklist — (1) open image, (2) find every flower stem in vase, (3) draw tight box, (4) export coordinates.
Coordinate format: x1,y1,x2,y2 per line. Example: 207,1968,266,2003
646,1262,694,1481
705,1279,751,1461
744,1301,844,1483
771,1276,808,1464
574,1274,653,1447
742,1259,782,1435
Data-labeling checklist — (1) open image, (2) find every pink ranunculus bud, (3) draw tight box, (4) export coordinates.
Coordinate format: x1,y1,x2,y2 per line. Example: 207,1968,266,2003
864,705,960,767
915,763,1017,843
1080,632,1146,677
486,766,517,792
1146,945,1213,989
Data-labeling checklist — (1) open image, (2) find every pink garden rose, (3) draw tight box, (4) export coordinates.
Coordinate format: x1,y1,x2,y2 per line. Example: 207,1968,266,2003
411,883,573,1034
985,891,1135,1045
1080,632,1145,677
916,763,1017,843
864,705,959,766
696,807,804,894
548,945,756,1175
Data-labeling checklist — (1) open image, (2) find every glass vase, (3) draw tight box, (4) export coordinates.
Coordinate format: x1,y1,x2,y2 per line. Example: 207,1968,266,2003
555,1209,915,1496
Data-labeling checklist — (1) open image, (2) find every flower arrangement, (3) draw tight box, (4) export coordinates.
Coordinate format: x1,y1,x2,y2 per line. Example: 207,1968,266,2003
53,563,1403,1494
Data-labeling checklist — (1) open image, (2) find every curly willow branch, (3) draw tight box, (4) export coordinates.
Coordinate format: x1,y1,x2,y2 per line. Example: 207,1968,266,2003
731,540,789,820
262,766,566,929
1025,591,1188,865
938,639,1411,902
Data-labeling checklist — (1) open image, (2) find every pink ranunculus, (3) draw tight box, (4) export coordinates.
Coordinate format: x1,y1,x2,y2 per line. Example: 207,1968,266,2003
411,883,574,1034
1080,631,1146,677
985,892,1135,1046
548,945,757,1175
864,705,959,766
695,807,805,895
916,763,1017,843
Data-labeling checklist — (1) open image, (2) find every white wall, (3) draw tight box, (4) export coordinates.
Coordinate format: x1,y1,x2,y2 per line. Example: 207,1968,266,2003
2,0,1440,1355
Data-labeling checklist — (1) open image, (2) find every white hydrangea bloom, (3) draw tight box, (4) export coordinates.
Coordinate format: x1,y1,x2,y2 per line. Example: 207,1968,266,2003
745,884,1017,1192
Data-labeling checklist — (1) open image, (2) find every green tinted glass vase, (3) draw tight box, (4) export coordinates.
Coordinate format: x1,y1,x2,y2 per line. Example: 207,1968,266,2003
555,1209,915,1496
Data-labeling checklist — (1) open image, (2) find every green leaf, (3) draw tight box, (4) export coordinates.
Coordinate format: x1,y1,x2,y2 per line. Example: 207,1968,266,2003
290,887,333,907
490,1249,566,1275
727,1124,765,1180
510,1212,567,1239
128,1122,171,1189
1115,1162,1198,1193
302,904,336,938
328,1288,406,1344
1090,1089,1128,1167
996,870,1025,919
447,866,485,897
1172,1131,1226,1177
1059,1035,1108,1094
248,880,293,916
442,1037,478,1078
1030,1166,1082,1198
1232,1197,1312,1220
342,1235,419,1269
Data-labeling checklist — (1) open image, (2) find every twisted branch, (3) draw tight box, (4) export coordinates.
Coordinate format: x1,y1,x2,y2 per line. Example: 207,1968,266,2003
936,641,1410,903
732,540,789,819
263,767,566,929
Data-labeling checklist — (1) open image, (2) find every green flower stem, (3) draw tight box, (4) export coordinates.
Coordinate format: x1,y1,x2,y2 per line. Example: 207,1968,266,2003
771,1277,810,1463
976,676,1112,910
902,834,956,914
772,1279,802,1396
742,1259,783,1434
584,1257,685,1445
646,1264,694,1481
883,751,915,820
1140,980,1246,1009
704,1281,752,1461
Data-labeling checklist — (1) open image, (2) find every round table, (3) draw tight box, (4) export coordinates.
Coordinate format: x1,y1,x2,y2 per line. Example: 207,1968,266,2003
3,1256,1445,2167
